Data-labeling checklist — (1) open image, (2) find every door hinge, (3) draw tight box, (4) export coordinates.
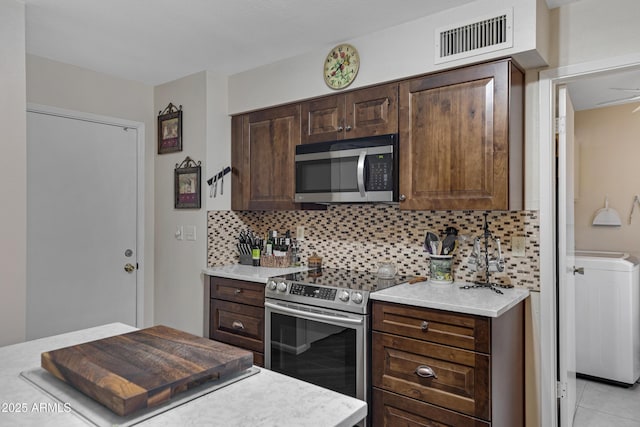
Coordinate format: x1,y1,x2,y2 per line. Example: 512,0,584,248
555,117,566,135
556,381,567,399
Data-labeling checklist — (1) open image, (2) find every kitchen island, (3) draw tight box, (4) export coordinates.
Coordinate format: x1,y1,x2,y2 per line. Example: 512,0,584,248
0,323,366,426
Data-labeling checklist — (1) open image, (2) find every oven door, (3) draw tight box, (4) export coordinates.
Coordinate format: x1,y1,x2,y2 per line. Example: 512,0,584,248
264,299,367,401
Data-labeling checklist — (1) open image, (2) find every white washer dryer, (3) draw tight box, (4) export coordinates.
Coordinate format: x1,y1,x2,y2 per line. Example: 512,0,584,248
575,250,640,386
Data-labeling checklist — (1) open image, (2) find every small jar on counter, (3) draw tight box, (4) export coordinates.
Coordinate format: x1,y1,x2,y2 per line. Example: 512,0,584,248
307,253,322,272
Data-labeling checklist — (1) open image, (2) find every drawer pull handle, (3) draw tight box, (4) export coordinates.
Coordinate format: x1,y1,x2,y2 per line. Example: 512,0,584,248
232,321,245,330
420,321,429,331
235,288,242,294
415,365,438,379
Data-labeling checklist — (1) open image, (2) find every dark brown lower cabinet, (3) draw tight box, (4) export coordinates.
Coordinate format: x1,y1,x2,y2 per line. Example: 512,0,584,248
208,276,265,367
370,301,524,426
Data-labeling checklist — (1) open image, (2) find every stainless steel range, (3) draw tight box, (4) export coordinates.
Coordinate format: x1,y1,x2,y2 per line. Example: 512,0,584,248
264,268,407,415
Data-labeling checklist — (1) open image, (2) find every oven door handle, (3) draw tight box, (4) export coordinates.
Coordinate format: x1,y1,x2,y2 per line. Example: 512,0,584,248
264,301,364,326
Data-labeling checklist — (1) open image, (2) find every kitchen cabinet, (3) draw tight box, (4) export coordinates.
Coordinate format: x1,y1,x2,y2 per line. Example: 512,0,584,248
301,83,398,144
398,59,524,210
231,104,300,211
371,300,523,426
209,276,266,367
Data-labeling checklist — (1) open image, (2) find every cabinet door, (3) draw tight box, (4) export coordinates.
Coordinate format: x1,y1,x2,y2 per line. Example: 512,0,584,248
399,60,520,210
301,96,345,144
345,83,398,139
233,104,300,210
300,84,398,144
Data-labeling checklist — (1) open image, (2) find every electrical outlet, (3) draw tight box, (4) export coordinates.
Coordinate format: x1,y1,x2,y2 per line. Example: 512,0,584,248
296,225,305,241
512,236,526,257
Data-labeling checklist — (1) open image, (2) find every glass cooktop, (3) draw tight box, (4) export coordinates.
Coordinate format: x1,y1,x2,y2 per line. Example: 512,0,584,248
273,268,410,293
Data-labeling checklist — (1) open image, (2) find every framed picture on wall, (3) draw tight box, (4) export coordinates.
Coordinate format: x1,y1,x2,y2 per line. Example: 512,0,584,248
174,157,201,209
158,103,182,154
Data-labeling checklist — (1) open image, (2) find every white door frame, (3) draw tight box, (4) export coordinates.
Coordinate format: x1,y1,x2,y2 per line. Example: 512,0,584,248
538,53,640,426
26,103,145,328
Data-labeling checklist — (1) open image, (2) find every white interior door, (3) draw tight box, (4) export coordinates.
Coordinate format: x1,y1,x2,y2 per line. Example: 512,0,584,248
27,110,138,339
557,85,577,427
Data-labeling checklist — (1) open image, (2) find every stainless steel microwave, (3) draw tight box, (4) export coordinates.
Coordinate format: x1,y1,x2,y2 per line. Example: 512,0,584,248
295,134,398,203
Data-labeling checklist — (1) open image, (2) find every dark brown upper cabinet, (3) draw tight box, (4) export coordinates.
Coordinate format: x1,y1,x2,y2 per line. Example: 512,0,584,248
231,104,300,211
398,59,524,210
301,83,398,144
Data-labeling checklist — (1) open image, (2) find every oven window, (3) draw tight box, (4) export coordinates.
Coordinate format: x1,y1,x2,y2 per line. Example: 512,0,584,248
269,312,357,397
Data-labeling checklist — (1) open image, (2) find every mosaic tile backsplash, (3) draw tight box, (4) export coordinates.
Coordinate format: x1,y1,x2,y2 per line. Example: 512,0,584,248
207,205,540,291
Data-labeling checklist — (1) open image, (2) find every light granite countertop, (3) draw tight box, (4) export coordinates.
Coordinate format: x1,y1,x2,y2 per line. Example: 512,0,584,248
370,281,530,317
0,323,366,426
203,264,309,283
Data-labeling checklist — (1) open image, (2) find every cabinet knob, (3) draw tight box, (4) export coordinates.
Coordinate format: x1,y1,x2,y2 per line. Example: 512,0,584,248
399,194,406,202
415,365,438,379
234,288,242,294
345,125,352,131
232,320,245,330
420,321,429,331
337,126,344,132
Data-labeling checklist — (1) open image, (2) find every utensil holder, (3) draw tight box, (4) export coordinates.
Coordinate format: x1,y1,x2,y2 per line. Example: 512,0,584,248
429,255,454,284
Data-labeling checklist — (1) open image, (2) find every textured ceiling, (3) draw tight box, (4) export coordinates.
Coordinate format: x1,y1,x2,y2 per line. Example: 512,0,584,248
24,0,476,85
28,0,616,109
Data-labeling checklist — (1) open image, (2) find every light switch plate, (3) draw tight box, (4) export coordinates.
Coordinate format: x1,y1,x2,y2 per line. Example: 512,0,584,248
184,225,196,241
512,236,526,257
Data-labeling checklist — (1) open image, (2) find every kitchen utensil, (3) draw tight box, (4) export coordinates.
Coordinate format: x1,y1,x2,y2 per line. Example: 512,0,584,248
424,231,439,254
441,226,458,255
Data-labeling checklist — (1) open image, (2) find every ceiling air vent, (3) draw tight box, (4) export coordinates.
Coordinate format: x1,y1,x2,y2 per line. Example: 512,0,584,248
435,9,513,64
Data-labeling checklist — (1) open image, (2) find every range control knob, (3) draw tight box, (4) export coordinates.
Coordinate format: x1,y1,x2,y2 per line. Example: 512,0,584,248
277,281,288,292
352,292,363,304
267,280,277,291
338,290,350,302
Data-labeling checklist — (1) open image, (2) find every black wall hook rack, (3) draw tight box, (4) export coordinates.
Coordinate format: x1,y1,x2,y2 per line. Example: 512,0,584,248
208,166,231,198
207,167,231,186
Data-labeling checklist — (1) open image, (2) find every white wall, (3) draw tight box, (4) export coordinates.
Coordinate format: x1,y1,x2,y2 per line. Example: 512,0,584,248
26,55,156,327
574,103,640,253
154,71,230,335
205,71,232,212
0,0,27,346
228,0,546,114
549,0,640,68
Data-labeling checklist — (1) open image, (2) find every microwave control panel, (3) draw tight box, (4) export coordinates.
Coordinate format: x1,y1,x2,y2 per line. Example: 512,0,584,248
367,153,393,191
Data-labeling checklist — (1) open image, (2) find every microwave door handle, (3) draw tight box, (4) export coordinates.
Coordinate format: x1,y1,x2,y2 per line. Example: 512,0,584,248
357,151,367,197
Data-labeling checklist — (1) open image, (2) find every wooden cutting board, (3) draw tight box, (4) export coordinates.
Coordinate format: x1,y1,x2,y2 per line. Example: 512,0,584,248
41,325,253,416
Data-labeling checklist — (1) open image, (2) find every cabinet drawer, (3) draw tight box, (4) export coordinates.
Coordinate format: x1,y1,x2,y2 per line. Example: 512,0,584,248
210,299,264,353
372,331,490,420
372,301,490,353
372,388,489,427
210,277,265,307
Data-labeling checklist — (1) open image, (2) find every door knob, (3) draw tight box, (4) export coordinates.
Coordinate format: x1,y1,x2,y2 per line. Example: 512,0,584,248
573,267,584,275
124,263,136,273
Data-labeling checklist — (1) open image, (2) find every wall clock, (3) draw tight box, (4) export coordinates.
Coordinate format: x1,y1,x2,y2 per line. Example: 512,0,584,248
323,43,359,90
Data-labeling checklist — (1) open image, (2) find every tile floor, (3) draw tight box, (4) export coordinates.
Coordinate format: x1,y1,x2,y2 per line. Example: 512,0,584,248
574,378,640,426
